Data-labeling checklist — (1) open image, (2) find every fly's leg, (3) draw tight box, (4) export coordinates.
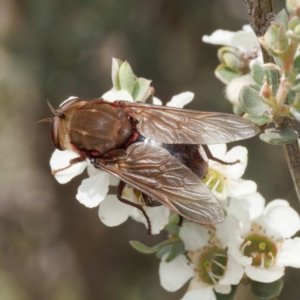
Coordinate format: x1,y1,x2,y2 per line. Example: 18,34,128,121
51,155,86,175
117,181,153,235
202,145,240,165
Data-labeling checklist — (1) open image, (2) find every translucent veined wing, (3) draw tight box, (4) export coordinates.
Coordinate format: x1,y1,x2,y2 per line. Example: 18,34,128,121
118,101,259,144
96,142,224,224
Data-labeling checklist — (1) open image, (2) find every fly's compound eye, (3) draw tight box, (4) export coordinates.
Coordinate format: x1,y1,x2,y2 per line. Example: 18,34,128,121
51,118,63,150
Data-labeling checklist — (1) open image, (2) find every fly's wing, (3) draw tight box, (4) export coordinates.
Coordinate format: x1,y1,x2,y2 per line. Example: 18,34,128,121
96,142,224,224
119,101,259,144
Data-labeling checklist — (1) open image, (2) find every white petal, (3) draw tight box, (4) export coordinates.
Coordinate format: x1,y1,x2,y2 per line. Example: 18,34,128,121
227,234,252,266
130,206,170,235
87,165,98,177
98,194,133,226
264,200,300,238
101,89,133,102
227,179,257,199
181,281,216,300
245,264,284,283
153,97,163,105
228,192,265,220
230,30,258,51
145,206,170,234
215,214,240,247
76,171,110,208
179,222,210,251
202,29,235,46
87,166,119,186
50,149,88,184
214,284,231,294
219,253,244,285
166,92,194,108
159,254,193,292
224,146,248,179
225,75,254,106
277,238,300,267
208,144,227,159
109,175,120,186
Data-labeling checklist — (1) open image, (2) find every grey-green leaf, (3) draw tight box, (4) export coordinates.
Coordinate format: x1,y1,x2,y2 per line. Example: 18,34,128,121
275,9,289,29
250,279,283,299
291,107,300,121
156,244,173,259
118,61,135,94
251,63,279,94
243,113,271,125
130,240,171,254
132,78,151,102
165,239,185,262
112,58,123,90
239,85,269,115
214,64,240,84
260,128,299,145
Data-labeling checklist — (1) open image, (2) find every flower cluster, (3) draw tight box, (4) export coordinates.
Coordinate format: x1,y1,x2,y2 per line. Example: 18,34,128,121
48,40,300,299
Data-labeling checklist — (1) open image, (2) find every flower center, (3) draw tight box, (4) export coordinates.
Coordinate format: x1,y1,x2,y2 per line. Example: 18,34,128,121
203,169,226,193
241,234,277,268
198,246,228,285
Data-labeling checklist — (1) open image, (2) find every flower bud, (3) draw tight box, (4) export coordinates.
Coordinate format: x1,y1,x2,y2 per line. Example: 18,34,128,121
217,46,250,74
286,0,300,15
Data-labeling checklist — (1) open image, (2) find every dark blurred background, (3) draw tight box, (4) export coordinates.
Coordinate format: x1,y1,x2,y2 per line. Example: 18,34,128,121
1,0,299,299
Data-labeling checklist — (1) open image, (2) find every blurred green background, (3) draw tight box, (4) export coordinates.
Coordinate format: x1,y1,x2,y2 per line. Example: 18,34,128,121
1,0,299,299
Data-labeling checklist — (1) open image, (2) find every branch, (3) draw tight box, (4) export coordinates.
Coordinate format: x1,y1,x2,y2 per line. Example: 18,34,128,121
244,0,300,202
243,0,275,63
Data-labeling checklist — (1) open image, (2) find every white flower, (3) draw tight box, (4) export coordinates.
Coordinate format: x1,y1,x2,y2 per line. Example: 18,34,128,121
49,90,193,233
228,199,300,283
203,144,257,202
202,25,260,54
159,216,244,299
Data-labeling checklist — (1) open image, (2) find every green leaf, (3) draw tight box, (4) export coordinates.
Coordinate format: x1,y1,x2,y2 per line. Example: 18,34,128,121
111,58,123,90
214,64,240,84
251,63,279,95
130,240,171,254
239,85,269,115
214,285,238,300
156,244,173,259
118,61,135,94
250,279,283,299
244,113,272,125
260,128,299,145
165,239,185,262
132,78,152,102
164,214,181,235
275,9,289,29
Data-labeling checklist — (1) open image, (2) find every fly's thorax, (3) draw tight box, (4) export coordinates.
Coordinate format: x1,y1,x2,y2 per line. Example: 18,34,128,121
69,102,132,155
